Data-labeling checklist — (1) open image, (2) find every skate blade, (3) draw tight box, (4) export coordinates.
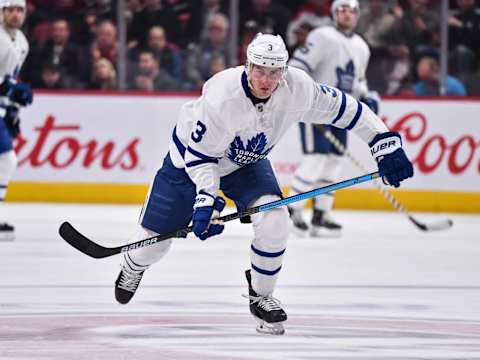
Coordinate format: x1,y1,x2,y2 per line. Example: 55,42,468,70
254,317,285,335
310,227,341,238
291,225,309,238
0,232,15,241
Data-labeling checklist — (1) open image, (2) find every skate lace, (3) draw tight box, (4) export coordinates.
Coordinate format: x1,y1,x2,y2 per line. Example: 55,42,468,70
118,266,143,293
243,294,282,311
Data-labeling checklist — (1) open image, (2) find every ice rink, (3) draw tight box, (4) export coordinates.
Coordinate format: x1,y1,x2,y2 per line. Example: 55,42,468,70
1,203,480,360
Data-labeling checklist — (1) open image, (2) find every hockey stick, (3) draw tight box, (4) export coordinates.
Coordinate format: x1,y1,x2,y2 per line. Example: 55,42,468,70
59,171,380,259
317,126,453,232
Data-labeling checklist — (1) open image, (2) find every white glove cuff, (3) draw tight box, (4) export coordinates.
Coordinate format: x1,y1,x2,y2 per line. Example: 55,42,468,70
370,134,402,161
194,192,215,209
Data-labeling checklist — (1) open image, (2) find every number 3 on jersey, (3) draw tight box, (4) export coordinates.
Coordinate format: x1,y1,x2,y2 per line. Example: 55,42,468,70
319,84,338,98
191,120,207,143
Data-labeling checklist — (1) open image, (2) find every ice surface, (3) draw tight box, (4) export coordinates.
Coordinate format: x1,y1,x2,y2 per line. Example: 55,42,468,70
1,203,480,359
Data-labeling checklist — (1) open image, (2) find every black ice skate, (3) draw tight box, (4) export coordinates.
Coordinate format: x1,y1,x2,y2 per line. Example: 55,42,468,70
244,269,287,335
288,206,309,237
310,209,342,238
115,263,145,304
0,223,14,241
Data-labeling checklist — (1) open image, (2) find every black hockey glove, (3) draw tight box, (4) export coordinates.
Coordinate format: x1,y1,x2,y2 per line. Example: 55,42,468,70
0,75,14,97
0,76,33,106
3,105,21,138
192,191,226,240
9,82,33,106
369,131,414,187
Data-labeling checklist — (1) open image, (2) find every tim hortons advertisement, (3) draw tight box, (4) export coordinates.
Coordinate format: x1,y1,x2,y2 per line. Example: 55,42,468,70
13,94,480,192
14,93,181,183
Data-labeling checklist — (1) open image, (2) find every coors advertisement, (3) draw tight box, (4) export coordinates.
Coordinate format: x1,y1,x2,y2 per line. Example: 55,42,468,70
386,111,479,176
12,93,480,192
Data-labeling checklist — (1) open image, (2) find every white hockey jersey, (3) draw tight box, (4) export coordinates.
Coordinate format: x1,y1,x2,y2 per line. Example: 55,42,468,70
169,66,387,195
0,25,28,119
289,26,370,98
0,24,29,82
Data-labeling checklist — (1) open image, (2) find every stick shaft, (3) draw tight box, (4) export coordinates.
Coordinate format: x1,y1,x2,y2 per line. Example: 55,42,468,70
59,171,379,258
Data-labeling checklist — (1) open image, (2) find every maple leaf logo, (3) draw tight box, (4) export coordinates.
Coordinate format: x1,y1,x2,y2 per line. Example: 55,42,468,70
227,133,272,166
246,133,267,153
336,60,355,93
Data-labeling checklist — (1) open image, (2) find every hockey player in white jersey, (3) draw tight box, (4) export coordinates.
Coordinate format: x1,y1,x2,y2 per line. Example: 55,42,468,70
114,33,413,335
288,0,380,237
0,0,32,240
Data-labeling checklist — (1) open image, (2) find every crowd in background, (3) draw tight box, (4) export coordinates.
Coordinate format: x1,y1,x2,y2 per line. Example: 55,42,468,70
19,0,480,95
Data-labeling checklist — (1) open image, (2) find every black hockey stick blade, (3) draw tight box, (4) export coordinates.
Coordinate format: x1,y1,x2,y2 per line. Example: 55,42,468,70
59,222,119,258
408,216,453,232
59,221,192,259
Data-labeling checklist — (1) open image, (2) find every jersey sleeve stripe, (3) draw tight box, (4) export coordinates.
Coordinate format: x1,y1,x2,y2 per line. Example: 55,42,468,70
172,127,186,158
187,146,219,161
185,158,218,167
345,101,363,130
331,91,347,125
289,56,314,73
185,146,219,167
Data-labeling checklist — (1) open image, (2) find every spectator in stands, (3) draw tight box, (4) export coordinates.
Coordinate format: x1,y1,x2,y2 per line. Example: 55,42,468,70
390,0,441,56
36,63,76,89
206,53,227,78
199,0,229,40
27,0,84,24
128,0,181,49
90,20,119,68
89,0,116,22
377,2,417,95
196,0,229,42
144,26,183,83
202,0,228,15
184,13,231,90
356,0,397,53
448,0,480,82
126,0,143,25
21,0,480,95
70,6,99,47
28,18,88,88
414,55,467,96
90,58,117,90
286,0,331,51
130,51,180,91
164,0,204,48
356,0,401,94
240,0,291,41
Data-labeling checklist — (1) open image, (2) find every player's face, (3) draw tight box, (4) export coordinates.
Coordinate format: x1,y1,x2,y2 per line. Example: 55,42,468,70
249,65,283,99
2,6,26,29
335,5,358,32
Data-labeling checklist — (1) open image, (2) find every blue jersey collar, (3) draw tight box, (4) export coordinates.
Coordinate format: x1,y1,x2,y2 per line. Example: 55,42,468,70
241,71,270,106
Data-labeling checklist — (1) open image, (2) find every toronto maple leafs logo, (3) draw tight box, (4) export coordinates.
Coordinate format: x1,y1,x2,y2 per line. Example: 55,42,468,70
227,133,273,166
336,60,355,93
